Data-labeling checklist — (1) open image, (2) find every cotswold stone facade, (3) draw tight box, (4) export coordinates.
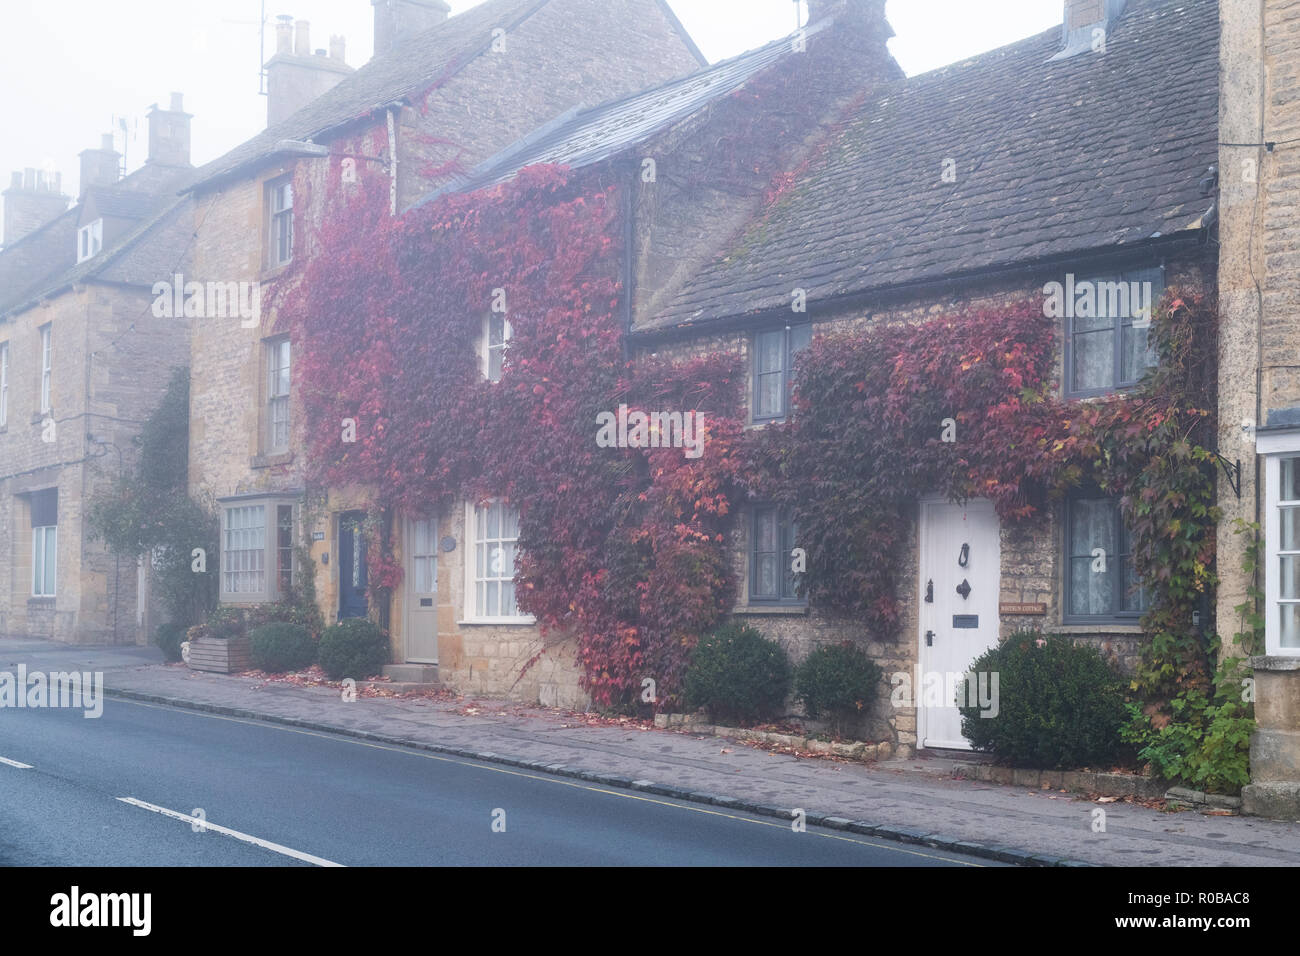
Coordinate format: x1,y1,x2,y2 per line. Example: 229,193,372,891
0,98,195,644
1218,0,1300,818
186,0,704,701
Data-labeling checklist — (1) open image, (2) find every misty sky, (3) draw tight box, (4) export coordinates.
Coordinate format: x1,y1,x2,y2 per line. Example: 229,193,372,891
0,0,1063,205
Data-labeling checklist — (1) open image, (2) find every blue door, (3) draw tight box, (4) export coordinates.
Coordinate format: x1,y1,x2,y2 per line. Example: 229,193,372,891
338,512,369,620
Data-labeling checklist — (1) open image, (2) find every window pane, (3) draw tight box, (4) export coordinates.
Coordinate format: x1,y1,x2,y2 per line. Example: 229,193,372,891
1282,458,1300,502
1072,330,1113,392
756,331,783,374
1282,506,1300,552
755,509,777,553
789,324,812,357
757,555,778,598
1121,324,1155,384
756,372,783,419
1069,499,1116,615
1282,556,1300,600
1281,604,1300,649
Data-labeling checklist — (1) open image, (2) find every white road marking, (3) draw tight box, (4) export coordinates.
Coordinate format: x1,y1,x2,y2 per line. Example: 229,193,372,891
116,797,344,867
0,756,32,769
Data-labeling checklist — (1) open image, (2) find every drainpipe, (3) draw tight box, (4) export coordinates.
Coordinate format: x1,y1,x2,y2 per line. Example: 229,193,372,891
386,106,399,216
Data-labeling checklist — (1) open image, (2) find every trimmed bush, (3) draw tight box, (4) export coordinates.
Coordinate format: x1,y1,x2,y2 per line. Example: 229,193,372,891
684,623,791,725
155,621,190,663
959,632,1130,769
795,642,882,734
318,618,389,681
250,622,316,674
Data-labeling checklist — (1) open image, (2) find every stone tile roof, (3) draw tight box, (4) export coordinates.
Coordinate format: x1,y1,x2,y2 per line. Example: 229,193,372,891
447,21,829,194
188,0,705,192
647,0,1219,332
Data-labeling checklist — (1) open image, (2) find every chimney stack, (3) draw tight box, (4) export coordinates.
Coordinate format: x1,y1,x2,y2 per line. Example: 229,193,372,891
146,92,193,168
1052,0,1128,60
265,16,354,127
372,0,450,57
2,168,69,247
78,134,121,199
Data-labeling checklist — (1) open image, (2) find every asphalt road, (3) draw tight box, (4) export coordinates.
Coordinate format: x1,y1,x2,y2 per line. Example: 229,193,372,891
0,698,999,866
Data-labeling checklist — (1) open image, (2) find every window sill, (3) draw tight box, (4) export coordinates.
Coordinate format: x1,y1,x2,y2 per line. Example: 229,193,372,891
457,617,537,627
260,262,292,282
27,597,55,605
251,451,293,469
1054,623,1144,635
733,604,808,616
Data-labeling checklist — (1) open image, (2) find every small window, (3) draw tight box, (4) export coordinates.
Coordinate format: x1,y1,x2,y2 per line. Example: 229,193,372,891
468,500,527,620
77,219,102,263
1265,454,1300,655
30,489,57,598
223,504,267,597
752,324,812,422
482,314,512,383
0,341,9,427
750,505,801,604
218,498,299,604
1065,267,1164,397
1064,493,1147,622
266,338,290,452
267,177,294,268
39,324,52,414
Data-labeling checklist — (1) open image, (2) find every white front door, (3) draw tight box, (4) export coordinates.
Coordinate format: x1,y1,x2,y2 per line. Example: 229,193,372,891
917,498,1001,750
404,517,438,663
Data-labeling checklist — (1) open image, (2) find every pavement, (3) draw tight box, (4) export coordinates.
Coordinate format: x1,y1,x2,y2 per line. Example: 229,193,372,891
4,635,1300,867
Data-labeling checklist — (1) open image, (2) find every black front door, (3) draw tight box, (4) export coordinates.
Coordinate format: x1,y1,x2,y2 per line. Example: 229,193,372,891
338,512,369,620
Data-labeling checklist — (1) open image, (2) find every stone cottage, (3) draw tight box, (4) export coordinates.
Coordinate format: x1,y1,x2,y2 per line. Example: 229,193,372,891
184,0,706,680
0,97,196,643
404,0,1222,748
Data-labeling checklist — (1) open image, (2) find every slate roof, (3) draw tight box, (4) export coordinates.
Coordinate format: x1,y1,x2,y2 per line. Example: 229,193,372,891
188,0,706,192
448,19,831,194
647,0,1219,332
0,165,199,320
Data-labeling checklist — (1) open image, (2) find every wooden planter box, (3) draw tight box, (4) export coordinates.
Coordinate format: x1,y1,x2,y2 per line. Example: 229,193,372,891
186,636,252,674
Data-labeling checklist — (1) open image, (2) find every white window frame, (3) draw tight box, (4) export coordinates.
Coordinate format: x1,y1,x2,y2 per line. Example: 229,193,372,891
265,337,291,453
219,497,300,605
481,314,513,383
462,499,533,624
267,176,294,268
1260,433,1300,656
39,324,52,413
77,219,102,263
0,340,9,427
32,525,56,597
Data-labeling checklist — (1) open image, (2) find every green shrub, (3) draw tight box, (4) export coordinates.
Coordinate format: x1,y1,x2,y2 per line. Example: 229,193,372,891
249,623,316,674
318,618,389,681
155,621,189,663
959,632,1129,769
186,606,247,644
684,623,791,725
795,642,882,734
1121,659,1255,794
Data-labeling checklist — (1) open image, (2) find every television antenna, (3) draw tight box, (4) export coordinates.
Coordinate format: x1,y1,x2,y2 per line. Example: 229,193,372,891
222,0,270,95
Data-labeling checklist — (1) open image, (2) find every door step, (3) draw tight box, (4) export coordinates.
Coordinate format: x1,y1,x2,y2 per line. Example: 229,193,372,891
358,664,442,693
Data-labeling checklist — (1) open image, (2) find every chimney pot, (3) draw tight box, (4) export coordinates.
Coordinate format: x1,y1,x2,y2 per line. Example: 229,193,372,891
79,136,121,197
276,15,293,53
9,171,22,190
330,34,346,61
169,91,184,111
148,92,193,167
100,133,115,152
295,19,311,56
4,166,70,246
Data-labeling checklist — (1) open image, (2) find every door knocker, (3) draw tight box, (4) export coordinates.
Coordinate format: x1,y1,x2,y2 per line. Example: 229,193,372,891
958,543,970,568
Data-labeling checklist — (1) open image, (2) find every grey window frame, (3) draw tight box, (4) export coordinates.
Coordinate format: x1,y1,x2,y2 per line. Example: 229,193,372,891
749,504,803,605
1064,265,1165,399
751,323,812,423
1062,491,1147,625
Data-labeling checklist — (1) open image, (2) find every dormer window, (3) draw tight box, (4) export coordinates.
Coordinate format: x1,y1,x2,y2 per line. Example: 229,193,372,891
77,219,102,263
